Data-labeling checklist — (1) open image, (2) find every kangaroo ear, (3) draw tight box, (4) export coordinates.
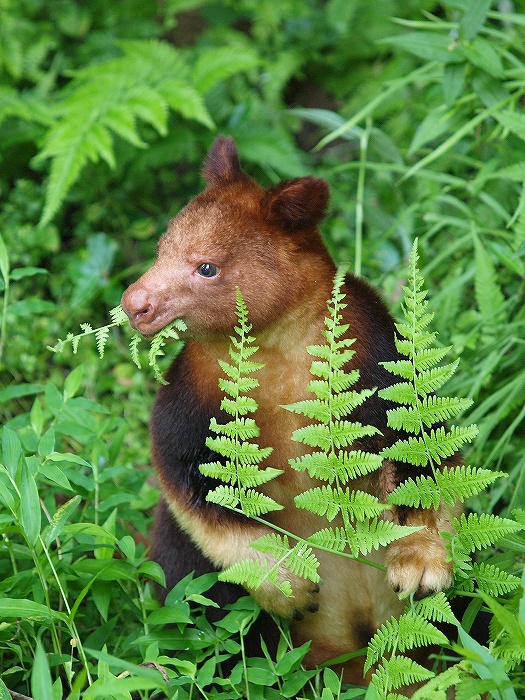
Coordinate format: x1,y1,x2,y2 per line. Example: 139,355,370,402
202,135,246,186
265,177,329,230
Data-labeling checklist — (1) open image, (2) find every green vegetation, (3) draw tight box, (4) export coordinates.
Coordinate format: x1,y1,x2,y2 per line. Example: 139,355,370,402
1,0,525,698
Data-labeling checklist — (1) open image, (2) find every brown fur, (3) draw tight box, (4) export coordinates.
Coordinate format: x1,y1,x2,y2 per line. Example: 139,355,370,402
121,135,458,683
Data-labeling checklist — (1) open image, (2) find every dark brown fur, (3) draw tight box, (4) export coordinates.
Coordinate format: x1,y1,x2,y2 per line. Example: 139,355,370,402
121,136,459,683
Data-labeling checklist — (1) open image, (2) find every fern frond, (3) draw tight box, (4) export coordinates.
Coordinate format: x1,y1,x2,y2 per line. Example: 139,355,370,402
294,486,387,522
453,513,523,554
95,326,110,358
218,560,293,598
192,45,260,93
236,489,284,517
36,40,220,225
147,318,187,385
382,425,478,467
306,527,348,554
128,332,142,369
472,562,521,596
386,395,473,432
368,642,439,695
414,360,460,396
435,465,503,504
205,436,272,464
205,484,240,509
209,416,260,441
350,519,422,556
388,466,502,509
290,449,382,483
365,611,446,673
414,592,458,626
202,289,281,518
292,421,379,451
206,483,281,517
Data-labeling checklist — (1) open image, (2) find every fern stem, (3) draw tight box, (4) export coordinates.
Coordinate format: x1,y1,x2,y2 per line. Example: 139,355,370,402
247,512,386,572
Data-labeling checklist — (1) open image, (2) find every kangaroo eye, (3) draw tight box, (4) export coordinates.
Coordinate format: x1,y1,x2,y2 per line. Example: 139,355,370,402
197,263,220,278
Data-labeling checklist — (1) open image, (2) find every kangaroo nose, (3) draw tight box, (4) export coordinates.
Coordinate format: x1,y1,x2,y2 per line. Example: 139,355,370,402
121,285,156,330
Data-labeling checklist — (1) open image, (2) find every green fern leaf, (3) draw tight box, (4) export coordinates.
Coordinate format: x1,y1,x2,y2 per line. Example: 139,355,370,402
472,562,521,596
220,395,259,416
290,449,382,483
381,436,431,466
435,465,503,504
109,304,129,325
388,465,501,509
379,381,418,405
252,534,320,583
366,611,446,673
237,489,284,517
387,396,473,432
295,486,387,522
205,436,272,464
292,421,379,451
192,46,259,93
95,326,110,358
128,333,142,369
350,518,422,556
201,289,282,518
414,592,458,626
382,425,478,467
387,474,441,508
414,360,460,396
206,484,240,509
36,40,216,226
209,417,260,441
219,560,293,598
306,527,348,554
453,513,523,553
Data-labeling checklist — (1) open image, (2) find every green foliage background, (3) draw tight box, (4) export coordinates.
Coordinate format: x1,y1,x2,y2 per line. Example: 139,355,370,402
0,0,524,697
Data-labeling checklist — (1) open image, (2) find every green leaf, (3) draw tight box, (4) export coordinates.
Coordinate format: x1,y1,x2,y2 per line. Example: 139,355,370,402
459,0,492,40
495,109,525,143
0,679,11,700
379,31,464,64
43,495,81,547
37,40,214,225
459,36,504,78
31,640,54,700
457,627,518,700
2,426,23,478
0,598,64,621
443,62,466,105
18,458,41,546
0,232,9,286
453,513,523,553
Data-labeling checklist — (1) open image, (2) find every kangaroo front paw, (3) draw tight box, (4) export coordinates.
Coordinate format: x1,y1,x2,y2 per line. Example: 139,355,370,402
386,529,453,599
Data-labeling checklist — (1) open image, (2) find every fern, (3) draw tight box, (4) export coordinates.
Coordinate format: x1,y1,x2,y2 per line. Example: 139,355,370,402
371,654,434,696
365,610,448,673
283,267,408,560
34,39,263,226
201,289,283,518
388,465,504,509
251,534,320,583
217,559,293,599
49,304,186,382
452,512,522,554
471,562,521,597
379,240,479,477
